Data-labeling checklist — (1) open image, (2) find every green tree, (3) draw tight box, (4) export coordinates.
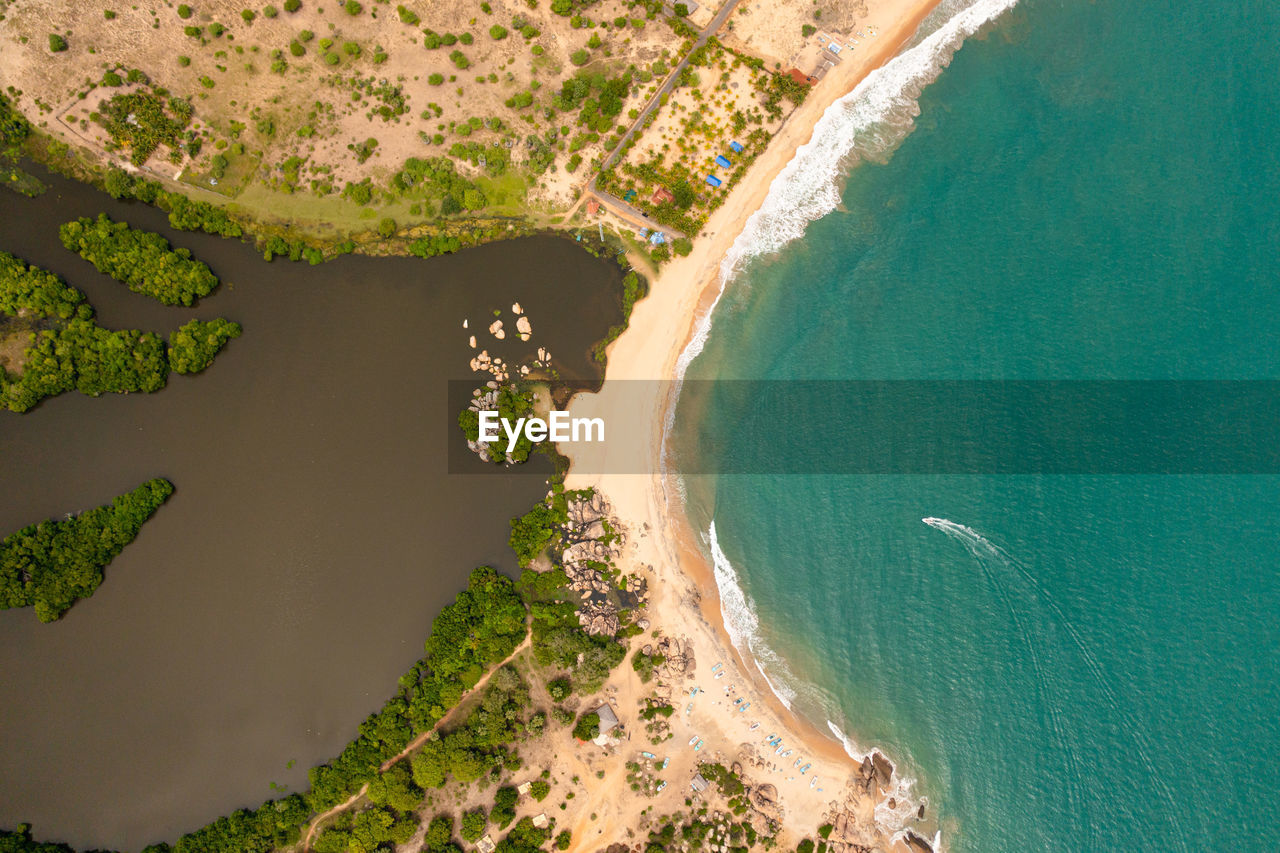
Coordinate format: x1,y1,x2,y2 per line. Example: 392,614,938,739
377,217,397,237
0,478,174,621
167,318,242,374
572,711,600,741
489,24,508,39
460,809,487,842
569,48,589,66
59,213,221,306
48,34,68,52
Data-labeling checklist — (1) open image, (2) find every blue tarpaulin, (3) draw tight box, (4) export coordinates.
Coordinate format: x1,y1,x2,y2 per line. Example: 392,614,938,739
705,174,722,187
715,154,732,168
729,140,744,153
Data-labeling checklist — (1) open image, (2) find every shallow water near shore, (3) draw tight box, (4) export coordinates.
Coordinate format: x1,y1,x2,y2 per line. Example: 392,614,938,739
0,168,623,848
675,0,1280,849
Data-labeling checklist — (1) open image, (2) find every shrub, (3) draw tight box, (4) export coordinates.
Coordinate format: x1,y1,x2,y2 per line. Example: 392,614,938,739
460,32,474,44
449,50,469,69
555,830,571,850
241,8,256,22
397,5,419,24
489,24,508,39
530,780,551,801
377,217,396,237
324,52,340,65
209,22,225,35
801,23,816,36
184,24,202,36
177,4,193,17
298,28,314,40
570,49,589,66
289,41,304,55
102,71,123,86
587,33,601,48
104,10,117,19
672,237,693,256
428,73,444,85
343,40,360,56
284,0,301,10
345,0,363,14
48,34,68,52
264,5,279,17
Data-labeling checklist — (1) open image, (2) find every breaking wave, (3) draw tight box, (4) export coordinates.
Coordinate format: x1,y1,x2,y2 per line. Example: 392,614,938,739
705,520,799,708
671,4,1023,849
674,0,1021,386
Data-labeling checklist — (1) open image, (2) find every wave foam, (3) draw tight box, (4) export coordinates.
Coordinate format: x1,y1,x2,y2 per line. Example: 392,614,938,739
672,0,1021,390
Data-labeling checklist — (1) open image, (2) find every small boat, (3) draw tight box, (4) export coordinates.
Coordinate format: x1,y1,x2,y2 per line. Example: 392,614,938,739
660,757,670,769
793,758,802,767
800,763,811,774
711,663,722,672
641,751,656,759
781,750,793,758
733,697,742,705
749,722,760,731
714,672,725,679
763,732,775,743
810,778,817,789
656,781,667,791
694,739,704,751
739,703,750,712
689,735,699,746
685,703,693,715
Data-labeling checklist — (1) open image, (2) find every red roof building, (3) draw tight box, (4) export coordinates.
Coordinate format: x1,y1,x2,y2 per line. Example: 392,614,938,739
651,186,675,205
586,198,600,215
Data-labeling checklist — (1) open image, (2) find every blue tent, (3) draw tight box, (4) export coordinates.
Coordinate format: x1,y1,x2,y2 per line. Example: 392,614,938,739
729,140,744,153
705,174,722,187
715,154,732,168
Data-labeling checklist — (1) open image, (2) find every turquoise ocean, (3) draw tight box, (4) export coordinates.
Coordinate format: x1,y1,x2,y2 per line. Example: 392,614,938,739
671,0,1279,850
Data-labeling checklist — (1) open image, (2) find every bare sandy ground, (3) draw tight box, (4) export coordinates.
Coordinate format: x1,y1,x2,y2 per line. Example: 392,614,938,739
559,0,945,848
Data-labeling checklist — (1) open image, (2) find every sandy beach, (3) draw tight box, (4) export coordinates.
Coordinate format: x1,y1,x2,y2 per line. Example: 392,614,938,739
561,0,946,849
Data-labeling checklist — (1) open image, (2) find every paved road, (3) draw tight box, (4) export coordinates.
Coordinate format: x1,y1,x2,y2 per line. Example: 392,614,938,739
592,187,687,238
597,0,745,175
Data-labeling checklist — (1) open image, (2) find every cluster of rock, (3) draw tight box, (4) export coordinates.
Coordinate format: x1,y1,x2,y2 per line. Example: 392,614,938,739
855,751,896,798
467,349,523,381
561,492,626,636
654,635,696,678
464,387,501,462
463,305,540,378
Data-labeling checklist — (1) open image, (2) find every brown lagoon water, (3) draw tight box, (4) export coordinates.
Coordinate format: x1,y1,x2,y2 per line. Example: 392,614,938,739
0,170,623,849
